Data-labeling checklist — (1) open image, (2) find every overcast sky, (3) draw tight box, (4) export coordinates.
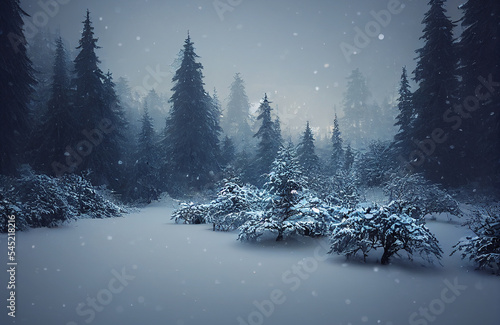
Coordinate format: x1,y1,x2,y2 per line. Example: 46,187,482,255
20,0,463,136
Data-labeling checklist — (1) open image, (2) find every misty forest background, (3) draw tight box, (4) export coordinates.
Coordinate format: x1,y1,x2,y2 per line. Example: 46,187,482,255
1,0,499,270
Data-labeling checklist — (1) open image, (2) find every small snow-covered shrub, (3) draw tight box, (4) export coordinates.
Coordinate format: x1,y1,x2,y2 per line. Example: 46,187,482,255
384,173,462,220
171,202,211,224
329,202,443,265
452,205,500,275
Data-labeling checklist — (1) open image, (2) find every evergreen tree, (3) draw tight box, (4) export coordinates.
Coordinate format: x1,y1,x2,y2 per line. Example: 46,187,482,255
342,68,370,148
253,94,279,183
220,136,236,167
296,121,320,175
72,10,123,187
331,114,344,174
265,143,307,241
0,0,35,175
223,73,253,149
457,0,500,184
164,34,221,191
127,103,160,202
144,89,166,132
32,37,78,175
343,143,354,172
412,0,459,184
394,66,414,157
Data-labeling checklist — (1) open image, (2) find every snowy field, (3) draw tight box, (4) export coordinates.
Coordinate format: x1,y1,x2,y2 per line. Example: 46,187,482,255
1,198,499,325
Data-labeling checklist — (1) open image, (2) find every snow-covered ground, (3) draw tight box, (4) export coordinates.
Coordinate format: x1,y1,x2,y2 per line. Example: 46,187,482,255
1,198,499,325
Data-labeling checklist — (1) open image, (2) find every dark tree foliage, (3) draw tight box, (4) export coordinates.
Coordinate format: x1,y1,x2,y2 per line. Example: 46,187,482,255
0,0,35,175
343,143,355,172
456,0,500,184
253,94,280,184
412,0,459,184
393,67,414,158
357,141,395,187
331,114,344,174
342,68,370,148
220,136,236,168
223,73,253,149
297,121,320,175
31,37,79,175
144,89,167,132
164,34,221,192
72,10,124,188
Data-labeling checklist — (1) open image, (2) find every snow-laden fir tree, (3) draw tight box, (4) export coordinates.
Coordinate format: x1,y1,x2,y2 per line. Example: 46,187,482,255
0,0,35,175
343,143,354,172
357,140,395,187
330,202,443,265
393,66,414,158
220,136,236,168
412,0,459,184
253,94,280,184
163,33,221,192
31,37,79,176
72,10,124,188
296,121,320,176
223,73,253,149
330,114,344,174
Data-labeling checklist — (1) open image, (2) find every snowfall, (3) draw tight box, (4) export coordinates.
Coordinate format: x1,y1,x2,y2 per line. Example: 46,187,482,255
1,194,499,325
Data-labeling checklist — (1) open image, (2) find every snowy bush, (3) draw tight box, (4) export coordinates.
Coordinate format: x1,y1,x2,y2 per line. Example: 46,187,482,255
452,205,500,275
329,202,443,265
171,202,211,224
384,173,462,220
0,167,124,232
356,140,396,187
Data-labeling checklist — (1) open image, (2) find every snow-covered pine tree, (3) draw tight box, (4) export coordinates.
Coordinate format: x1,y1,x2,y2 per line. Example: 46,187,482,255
330,202,443,265
412,0,459,184
297,121,320,176
393,66,414,158
330,114,344,174
253,94,280,184
164,33,221,192
72,10,124,188
0,0,35,175
357,140,394,187
31,37,79,176
343,143,354,172
223,73,253,149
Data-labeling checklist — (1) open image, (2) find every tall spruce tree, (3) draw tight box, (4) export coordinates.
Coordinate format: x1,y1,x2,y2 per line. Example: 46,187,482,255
297,121,319,175
164,34,221,191
331,114,344,174
394,66,414,158
126,102,160,202
0,0,35,175
412,0,459,184
342,68,370,148
32,37,78,175
223,73,253,149
72,10,123,187
253,94,279,183
457,0,500,184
